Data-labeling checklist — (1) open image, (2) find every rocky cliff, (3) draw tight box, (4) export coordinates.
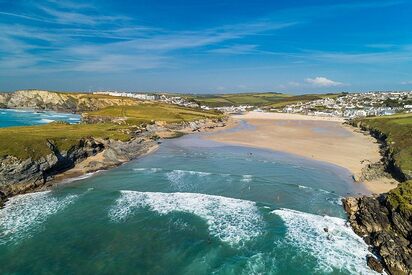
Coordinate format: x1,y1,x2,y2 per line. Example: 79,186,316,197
344,122,412,274
0,90,139,113
343,193,412,274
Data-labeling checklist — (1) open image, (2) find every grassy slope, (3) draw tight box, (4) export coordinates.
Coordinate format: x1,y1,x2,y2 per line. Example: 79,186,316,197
185,92,342,108
356,113,412,211
0,123,132,160
84,104,223,124
0,102,223,160
358,113,412,174
185,93,291,107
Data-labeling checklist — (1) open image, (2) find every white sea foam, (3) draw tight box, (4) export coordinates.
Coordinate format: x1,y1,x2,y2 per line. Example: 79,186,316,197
60,171,100,184
272,208,378,274
0,191,78,245
38,118,55,124
166,169,211,190
241,175,253,183
133,167,163,173
109,191,263,246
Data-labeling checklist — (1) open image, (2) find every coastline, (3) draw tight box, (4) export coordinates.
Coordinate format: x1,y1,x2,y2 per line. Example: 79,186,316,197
0,118,230,208
206,111,398,194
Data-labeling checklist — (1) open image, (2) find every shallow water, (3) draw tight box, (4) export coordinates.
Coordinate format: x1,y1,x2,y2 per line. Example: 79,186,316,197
0,108,80,127
0,120,376,274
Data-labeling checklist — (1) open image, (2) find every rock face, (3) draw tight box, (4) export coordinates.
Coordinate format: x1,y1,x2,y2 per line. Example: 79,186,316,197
0,90,139,113
343,196,412,274
0,138,104,198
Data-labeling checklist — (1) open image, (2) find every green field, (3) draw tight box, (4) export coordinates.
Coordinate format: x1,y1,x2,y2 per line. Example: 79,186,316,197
357,113,412,175
356,113,412,211
184,92,343,108
0,123,132,160
84,103,223,124
184,92,292,107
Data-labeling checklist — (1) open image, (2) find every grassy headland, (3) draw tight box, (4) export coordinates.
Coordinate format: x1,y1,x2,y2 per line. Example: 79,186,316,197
354,113,412,210
0,100,223,160
0,123,132,160
83,103,223,124
355,113,412,176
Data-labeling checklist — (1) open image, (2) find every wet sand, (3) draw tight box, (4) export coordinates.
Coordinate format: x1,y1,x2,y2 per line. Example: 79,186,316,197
207,112,398,194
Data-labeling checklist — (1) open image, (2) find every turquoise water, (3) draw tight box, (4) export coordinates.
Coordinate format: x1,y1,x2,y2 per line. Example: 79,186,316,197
0,108,80,127
0,123,376,274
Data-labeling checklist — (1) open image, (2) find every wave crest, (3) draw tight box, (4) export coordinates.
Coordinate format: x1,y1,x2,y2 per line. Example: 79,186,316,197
109,191,263,246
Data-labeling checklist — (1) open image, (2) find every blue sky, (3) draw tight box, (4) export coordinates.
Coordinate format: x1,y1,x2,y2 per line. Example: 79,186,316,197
0,0,411,93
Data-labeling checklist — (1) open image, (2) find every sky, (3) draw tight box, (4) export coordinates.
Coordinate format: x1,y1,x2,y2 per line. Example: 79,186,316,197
0,0,411,94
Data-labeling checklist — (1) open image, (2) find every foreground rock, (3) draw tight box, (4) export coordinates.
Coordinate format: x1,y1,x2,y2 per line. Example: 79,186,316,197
343,194,412,274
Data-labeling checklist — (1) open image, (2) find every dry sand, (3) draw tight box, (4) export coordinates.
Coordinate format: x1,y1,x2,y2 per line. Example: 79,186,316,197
207,111,398,194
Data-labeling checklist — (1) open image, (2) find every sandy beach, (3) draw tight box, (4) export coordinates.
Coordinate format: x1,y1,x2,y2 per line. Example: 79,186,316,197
207,111,398,194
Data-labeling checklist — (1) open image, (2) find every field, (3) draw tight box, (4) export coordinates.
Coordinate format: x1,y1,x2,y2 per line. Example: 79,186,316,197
358,113,412,175
185,92,343,108
184,93,291,107
0,123,132,160
84,103,223,124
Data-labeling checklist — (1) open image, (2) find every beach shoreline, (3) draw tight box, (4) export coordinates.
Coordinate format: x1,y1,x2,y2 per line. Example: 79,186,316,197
206,111,398,194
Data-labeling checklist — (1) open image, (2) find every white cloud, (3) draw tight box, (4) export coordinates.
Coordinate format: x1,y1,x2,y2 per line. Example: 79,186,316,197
305,76,343,87
401,81,412,85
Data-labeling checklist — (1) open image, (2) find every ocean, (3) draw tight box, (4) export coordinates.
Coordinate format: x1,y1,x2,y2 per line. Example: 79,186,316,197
0,113,376,274
0,108,80,127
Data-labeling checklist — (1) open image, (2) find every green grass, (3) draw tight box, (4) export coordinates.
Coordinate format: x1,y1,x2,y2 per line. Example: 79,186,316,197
0,123,132,160
267,93,342,109
184,92,343,108
356,113,412,212
0,102,223,160
387,180,412,212
84,103,223,124
357,113,412,174
185,92,292,107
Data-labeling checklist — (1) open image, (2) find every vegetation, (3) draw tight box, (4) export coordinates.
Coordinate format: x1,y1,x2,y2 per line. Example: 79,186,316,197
387,180,412,212
357,113,412,174
184,92,292,107
266,93,343,109
356,113,412,211
84,103,223,124
0,123,132,160
0,102,223,160
184,92,343,108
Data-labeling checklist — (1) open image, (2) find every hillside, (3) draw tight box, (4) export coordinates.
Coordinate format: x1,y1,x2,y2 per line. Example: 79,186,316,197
344,113,412,274
184,92,343,108
0,90,140,112
354,113,412,180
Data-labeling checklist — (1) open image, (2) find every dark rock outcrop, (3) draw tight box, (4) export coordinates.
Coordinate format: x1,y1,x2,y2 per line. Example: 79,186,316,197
0,138,105,199
343,195,412,274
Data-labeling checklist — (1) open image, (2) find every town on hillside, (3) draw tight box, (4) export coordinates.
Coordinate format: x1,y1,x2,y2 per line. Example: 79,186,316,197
93,90,412,119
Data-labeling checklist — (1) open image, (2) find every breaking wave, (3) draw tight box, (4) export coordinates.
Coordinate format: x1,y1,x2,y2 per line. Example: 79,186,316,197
272,208,378,274
38,118,55,124
0,191,78,245
241,175,253,183
165,169,211,190
109,191,263,246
